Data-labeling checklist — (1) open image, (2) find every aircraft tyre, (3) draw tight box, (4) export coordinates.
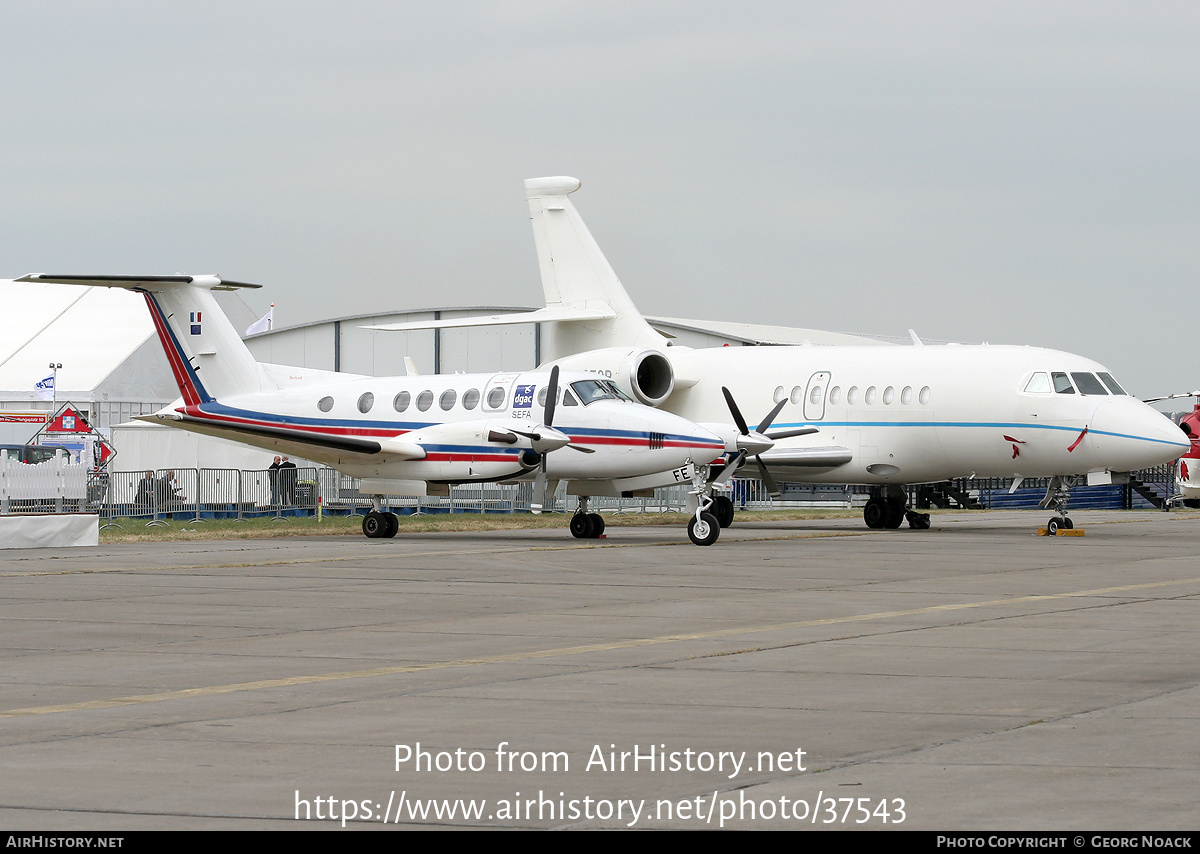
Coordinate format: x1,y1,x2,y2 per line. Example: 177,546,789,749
1047,516,1073,534
383,512,399,538
588,513,605,537
884,498,906,529
863,497,887,529
688,511,720,546
570,513,593,539
713,495,735,528
362,511,387,539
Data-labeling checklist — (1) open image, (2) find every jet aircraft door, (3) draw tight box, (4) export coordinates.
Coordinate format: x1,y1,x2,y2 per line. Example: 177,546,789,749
803,372,831,421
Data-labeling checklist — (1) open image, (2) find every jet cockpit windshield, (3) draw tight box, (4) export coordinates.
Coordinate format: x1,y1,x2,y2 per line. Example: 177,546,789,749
570,379,633,405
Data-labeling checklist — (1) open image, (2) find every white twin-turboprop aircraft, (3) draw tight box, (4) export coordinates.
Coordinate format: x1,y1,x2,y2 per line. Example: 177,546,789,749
16,274,737,543
369,176,1189,534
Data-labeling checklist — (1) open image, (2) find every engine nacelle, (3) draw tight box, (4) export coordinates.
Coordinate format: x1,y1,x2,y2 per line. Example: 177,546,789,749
548,348,675,407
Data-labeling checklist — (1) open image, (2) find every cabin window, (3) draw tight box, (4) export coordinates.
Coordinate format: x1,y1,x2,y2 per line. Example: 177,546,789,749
1023,373,1052,394
462,389,480,410
1052,372,1075,394
1097,372,1128,395
809,385,823,405
865,386,877,405
901,386,912,405
357,392,374,413
883,386,894,405
847,386,859,405
393,391,410,412
440,389,457,410
919,386,931,405
790,386,803,405
773,386,786,404
416,390,434,411
486,387,506,409
829,386,842,405
317,396,334,413
537,387,549,407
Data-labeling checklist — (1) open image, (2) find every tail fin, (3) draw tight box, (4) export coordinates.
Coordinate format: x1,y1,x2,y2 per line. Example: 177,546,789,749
15,274,271,405
524,177,667,361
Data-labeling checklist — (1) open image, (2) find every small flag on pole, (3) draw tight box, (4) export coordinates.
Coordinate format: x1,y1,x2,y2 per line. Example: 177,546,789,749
246,304,274,336
34,375,54,401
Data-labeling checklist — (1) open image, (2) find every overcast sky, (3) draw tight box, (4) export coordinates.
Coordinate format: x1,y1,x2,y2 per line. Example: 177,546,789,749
2,2,1196,402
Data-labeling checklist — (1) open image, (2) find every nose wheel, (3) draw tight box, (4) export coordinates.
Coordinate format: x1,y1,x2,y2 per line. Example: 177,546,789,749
688,511,720,546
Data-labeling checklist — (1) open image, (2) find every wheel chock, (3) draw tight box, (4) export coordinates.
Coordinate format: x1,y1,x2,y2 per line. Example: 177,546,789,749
1037,527,1085,537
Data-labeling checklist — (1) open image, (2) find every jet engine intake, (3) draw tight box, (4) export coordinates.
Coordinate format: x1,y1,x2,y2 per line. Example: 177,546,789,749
549,348,675,407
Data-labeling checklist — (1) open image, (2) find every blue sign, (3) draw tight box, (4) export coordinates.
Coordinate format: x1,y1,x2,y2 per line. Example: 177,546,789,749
513,384,536,408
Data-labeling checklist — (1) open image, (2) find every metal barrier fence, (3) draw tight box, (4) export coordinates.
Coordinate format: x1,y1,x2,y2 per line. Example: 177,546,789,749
20,464,1186,525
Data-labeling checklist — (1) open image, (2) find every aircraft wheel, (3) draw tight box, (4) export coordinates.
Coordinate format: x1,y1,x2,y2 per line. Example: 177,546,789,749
383,512,400,538
688,511,720,546
863,497,887,529
1061,516,1073,530
570,513,593,539
587,513,605,538
713,495,735,528
362,511,386,539
1047,516,1062,535
884,498,906,529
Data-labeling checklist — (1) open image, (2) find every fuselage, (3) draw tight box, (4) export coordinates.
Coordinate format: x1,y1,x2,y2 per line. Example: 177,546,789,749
165,369,725,485
658,343,1188,484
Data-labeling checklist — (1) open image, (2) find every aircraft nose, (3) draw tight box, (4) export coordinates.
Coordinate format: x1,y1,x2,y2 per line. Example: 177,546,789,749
1091,398,1190,471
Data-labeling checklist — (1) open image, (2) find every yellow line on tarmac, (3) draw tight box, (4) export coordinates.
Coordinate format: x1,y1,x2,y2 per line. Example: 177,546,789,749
3,576,1197,720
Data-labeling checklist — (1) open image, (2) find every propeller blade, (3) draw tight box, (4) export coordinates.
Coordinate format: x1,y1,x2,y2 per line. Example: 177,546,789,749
531,470,548,514
755,398,788,434
756,455,781,498
545,365,559,428
565,443,596,453
707,451,745,484
721,387,750,436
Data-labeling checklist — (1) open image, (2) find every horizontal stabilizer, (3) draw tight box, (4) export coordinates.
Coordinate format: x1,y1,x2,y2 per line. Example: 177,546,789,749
365,305,615,333
17,274,262,291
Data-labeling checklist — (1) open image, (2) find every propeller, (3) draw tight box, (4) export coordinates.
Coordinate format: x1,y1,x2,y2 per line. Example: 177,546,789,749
527,366,594,513
719,387,818,497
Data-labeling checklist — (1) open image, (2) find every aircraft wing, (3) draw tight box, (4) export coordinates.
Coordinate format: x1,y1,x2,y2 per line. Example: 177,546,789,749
140,414,426,459
758,446,854,468
363,305,615,332
17,274,262,291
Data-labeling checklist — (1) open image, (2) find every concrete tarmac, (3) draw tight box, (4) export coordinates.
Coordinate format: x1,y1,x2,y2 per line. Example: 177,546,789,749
1,510,1198,830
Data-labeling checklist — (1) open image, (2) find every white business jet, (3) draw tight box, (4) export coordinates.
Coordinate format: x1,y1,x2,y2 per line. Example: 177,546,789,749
16,274,730,542
369,177,1189,535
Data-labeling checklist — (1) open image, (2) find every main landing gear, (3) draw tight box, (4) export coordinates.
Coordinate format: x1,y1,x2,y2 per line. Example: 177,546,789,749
362,496,399,539
569,497,605,539
863,487,931,530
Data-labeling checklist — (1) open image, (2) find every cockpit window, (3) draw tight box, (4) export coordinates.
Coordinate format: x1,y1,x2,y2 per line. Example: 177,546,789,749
601,381,632,402
570,380,624,405
1024,373,1052,394
563,390,579,406
1071,372,1108,395
1097,372,1128,395
1052,372,1075,394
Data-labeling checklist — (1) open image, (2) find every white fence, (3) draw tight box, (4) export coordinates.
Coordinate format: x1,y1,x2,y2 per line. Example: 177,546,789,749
0,450,88,512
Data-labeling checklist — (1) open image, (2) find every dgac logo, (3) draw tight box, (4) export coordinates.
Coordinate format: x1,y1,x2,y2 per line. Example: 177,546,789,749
513,385,536,408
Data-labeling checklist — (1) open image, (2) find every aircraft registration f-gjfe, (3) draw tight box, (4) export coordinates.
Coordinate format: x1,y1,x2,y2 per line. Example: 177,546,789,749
16,274,733,543
369,176,1190,535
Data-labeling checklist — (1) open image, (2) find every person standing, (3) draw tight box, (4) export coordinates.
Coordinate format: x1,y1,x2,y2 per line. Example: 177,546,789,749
268,456,282,505
279,456,297,506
